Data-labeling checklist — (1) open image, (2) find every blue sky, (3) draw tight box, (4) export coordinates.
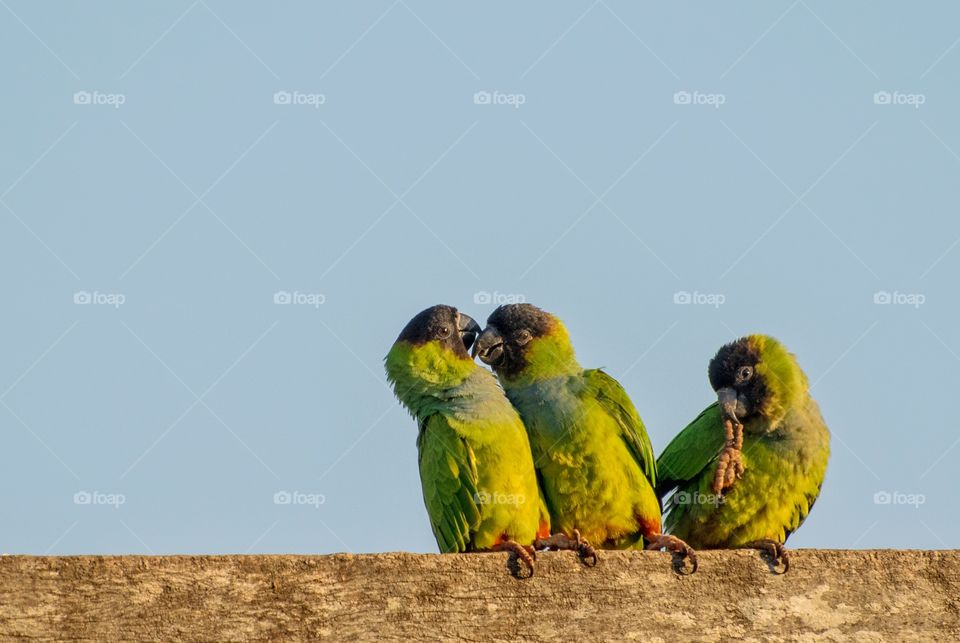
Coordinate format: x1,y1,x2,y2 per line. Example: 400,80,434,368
2,2,958,554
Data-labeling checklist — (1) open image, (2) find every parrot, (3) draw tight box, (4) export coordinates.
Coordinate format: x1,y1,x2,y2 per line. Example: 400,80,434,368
656,334,831,572
473,303,696,571
385,304,550,575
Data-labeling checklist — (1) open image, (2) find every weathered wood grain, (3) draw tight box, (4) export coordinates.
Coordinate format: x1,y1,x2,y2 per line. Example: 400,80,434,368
1,550,957,641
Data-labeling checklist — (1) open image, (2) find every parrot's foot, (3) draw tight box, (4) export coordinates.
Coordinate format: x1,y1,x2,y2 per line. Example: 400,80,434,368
711,419,746,495
572,529,599,566
712,446,745,493
645,534,699,574
534,530,599,567
743,539,789,574
492,540,536,578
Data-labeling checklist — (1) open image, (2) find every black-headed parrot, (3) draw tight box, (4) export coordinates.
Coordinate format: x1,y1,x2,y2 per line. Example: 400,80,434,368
657,334,831,572
385,305,550,575
474,303,696,572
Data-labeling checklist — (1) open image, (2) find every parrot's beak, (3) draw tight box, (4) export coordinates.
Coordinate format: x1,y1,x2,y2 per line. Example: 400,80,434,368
717,387,742,423
472,326,504,365
457,313,482,354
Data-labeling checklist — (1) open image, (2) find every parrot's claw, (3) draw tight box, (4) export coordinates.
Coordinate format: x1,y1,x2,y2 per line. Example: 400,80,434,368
573,529,599,567
493,540,536,578
534,531,599,567
712,419,746,495
645,534,699,574
720,449,746,490
743,539,790,574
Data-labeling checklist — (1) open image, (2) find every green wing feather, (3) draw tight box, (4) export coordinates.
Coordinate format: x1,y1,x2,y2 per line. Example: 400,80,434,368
584,369,657,488
655,402,726,497
417,413,482,553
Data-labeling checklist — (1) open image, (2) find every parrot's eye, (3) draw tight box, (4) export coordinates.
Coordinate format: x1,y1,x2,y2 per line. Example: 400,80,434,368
438,326,452,338
736,365,754,383
514,329,533,346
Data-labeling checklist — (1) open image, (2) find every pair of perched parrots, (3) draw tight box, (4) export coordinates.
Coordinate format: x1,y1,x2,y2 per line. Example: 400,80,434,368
385,303,830,575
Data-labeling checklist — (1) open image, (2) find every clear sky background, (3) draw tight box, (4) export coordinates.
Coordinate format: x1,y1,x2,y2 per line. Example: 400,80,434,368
1,2,958,555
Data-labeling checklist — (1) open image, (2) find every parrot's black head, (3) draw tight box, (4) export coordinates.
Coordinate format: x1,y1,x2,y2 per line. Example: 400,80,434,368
473,303,557,376
708,336,768,423
395,304,481,358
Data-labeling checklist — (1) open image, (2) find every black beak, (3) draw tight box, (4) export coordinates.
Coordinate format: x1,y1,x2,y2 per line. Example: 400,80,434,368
717,387,740,423
472,326,504,365
457,313,481,354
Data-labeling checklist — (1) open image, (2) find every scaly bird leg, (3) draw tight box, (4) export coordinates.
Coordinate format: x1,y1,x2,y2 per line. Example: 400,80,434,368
534,529,599,566
492,540,536,578
645,534,698,574
742,539,790,574
573,529,599,566
711,418,746,495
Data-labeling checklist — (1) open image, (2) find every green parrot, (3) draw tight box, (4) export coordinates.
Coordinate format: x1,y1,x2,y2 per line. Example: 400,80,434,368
385,304,550,574
657,334,831,571
473,303,696,570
